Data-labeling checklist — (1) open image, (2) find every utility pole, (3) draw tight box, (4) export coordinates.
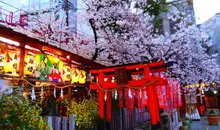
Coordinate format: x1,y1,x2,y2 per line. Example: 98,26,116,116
65,0,69,27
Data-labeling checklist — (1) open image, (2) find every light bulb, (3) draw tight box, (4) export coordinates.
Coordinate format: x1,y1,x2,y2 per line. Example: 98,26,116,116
111,77,115,83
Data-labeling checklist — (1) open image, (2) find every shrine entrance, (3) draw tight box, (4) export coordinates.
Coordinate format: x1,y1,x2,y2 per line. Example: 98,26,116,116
90,61,182,129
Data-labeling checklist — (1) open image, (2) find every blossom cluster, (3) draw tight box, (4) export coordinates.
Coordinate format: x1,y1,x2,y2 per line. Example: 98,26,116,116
2,0,219,85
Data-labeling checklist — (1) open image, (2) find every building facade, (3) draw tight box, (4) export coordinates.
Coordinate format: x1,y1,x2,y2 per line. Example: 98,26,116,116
159,0,195,35
200,13,220,63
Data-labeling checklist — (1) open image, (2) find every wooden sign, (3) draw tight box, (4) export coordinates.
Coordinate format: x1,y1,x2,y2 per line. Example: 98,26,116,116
115,68,128,85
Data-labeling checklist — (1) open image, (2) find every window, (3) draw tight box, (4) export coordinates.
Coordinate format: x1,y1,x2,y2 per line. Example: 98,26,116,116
169,20,179,34
157,18,164,35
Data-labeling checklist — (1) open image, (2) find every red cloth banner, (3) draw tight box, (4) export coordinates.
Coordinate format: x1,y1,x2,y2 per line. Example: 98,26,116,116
156,85,168,108
173,81,179,108
118,89,123,108
142,89,148,107
168,79,182,108
124,88,134,110
135,90,141,108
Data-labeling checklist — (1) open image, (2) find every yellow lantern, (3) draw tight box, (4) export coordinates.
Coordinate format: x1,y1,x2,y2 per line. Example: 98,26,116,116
79,70,86,84
201,82,205,87
24,54,35,76
4,51,19,76
205,83,209,87
71,68,79,83
62,65,71,82
213,82,217,88
0,55,4,73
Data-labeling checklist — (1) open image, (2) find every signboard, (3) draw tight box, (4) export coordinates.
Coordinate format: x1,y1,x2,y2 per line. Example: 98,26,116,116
24,50,86,84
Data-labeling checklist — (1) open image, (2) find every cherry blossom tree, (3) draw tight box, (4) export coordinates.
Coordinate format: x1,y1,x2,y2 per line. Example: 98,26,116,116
3,0,219,84
11,3,95,59
79,0,220,84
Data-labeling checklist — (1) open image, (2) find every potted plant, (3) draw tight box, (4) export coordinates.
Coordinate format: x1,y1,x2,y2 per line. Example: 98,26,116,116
182,119,190,129
179,126,189,130
207,109,219,125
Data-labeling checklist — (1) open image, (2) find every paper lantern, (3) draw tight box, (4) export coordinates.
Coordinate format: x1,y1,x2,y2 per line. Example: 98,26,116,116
0,55,4,73
71,68,79,83
4,51,19,76
62,65,71,82
79,70,86,84
24,54,35,76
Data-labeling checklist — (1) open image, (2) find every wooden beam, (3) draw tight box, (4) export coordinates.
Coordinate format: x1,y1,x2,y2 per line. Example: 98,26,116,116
68,86,72,103
19,37,25,77
90,61,165,74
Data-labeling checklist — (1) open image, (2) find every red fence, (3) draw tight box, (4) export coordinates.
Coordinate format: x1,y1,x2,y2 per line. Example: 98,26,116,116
0,6,28,27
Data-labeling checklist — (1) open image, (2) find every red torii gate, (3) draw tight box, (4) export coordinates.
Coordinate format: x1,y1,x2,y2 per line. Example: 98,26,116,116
90,61,169,125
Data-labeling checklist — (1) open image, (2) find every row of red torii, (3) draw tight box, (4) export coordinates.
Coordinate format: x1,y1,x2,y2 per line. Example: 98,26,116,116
90,61,182,125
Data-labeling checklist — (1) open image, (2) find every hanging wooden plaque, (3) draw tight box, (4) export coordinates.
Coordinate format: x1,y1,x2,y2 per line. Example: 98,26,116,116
115,68,128,85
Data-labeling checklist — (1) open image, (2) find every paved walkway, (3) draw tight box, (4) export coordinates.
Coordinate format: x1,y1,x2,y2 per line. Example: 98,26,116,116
190,117,220,130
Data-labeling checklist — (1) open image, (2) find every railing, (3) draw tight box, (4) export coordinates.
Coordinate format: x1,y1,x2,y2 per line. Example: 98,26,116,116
0,1,29,27
0,1,97,48
44,114,76,130
44,109,150,130
0,7,13,25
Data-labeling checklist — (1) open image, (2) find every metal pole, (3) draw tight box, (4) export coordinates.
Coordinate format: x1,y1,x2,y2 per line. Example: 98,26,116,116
65,0,69,27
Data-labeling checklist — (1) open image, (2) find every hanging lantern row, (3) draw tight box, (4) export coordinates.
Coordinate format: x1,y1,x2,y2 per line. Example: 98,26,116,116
183,82,218,93
184,82,217,89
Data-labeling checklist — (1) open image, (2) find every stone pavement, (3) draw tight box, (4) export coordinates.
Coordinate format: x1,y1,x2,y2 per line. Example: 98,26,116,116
190,117,220,130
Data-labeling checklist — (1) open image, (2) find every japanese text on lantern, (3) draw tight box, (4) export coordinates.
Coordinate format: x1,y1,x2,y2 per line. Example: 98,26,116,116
24,50,86,84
